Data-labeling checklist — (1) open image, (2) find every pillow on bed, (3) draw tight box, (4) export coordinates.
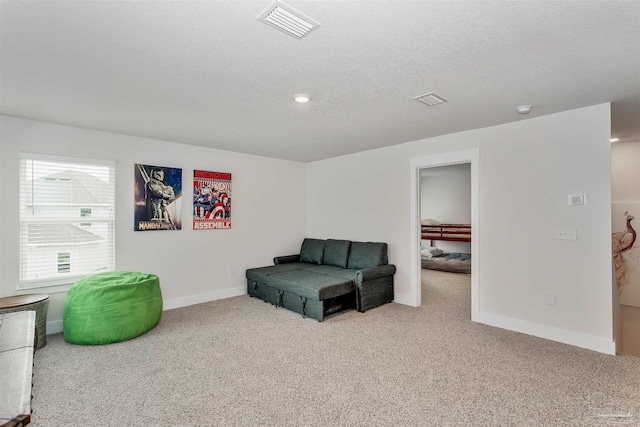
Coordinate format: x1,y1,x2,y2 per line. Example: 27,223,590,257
421,247,443,257
421,218,441,225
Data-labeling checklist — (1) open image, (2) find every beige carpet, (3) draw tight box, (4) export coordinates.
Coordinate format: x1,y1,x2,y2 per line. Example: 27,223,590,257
30,270,640,426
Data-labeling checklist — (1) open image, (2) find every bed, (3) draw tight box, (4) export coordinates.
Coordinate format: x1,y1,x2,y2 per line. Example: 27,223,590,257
421,223,471,246
421,221,472,274
421,252,471,274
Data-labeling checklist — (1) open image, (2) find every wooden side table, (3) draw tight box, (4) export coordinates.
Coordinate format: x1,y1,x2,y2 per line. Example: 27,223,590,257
0,295,49,350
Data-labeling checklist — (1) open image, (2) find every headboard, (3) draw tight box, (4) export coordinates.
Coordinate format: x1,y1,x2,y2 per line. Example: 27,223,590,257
421,223,471,245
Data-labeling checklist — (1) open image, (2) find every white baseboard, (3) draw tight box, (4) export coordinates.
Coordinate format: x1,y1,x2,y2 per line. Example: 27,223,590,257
392,293,416,307
47,319,64,335
475,311,616,355
46,288,613,355
162,286,246,310
46,287,247,335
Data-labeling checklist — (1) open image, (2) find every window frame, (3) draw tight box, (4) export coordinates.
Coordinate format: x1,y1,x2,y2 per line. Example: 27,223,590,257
18,153,116,290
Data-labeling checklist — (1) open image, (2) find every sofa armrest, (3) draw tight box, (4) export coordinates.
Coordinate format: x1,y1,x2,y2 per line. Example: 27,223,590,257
354,264,396,312
355,264,396,285
273,254,301,265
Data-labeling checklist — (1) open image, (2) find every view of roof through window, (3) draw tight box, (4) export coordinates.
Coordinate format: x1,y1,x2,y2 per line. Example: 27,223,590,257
19,155,115,286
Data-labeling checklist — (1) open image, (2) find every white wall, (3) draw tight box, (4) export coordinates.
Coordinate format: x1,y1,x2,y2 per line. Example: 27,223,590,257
612,141,640,203
420,164,471,253
307,104,613,352
611,139,640,356
0,115,307,329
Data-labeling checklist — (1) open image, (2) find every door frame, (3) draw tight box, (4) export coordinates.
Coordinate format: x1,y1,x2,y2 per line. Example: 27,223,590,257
409,148,480,320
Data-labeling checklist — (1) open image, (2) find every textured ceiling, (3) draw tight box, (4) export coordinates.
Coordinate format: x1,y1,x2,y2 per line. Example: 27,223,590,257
1,1,639,162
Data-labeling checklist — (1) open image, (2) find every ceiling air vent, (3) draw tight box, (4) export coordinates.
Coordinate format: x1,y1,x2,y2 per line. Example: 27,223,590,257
413,92,448,106
257,0,320,40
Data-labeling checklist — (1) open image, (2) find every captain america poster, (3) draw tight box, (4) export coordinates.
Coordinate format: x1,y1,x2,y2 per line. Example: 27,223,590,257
134,164,182,231
193,170,231,230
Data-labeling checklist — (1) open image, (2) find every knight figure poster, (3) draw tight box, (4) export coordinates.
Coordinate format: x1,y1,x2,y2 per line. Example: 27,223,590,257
134,164,182,231
193,170,232,230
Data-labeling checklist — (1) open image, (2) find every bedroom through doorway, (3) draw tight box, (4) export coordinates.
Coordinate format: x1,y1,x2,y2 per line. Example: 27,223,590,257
419,164,472,316
409,148,480,320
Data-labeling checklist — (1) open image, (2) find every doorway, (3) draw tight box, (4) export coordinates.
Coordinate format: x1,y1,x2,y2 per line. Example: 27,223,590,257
409,149,480,321
611,140,640,357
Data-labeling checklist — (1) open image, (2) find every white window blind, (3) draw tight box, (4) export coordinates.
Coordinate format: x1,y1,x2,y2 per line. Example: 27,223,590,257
19,153,116,288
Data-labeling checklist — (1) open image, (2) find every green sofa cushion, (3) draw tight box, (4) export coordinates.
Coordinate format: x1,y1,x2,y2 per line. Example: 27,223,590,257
323,239,352,268
63,272,162,345
302,265,345,275
246,262,312,283
300,238,326,265
347,242,388,270
266,270,353,301
326,269,359,282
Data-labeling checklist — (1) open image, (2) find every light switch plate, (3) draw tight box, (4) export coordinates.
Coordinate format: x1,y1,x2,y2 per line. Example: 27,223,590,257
557,228,577,240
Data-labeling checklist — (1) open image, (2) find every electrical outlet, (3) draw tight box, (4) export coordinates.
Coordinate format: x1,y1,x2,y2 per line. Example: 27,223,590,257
545,292,556,306
229,267,236,276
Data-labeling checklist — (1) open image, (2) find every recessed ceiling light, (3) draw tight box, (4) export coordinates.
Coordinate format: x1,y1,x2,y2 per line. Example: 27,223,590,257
516,105,532,115
293,94,311,103
610,138,620,143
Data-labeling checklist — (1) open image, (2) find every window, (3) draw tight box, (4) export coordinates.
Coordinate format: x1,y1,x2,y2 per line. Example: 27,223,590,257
57,252,71,273
19,153,116,288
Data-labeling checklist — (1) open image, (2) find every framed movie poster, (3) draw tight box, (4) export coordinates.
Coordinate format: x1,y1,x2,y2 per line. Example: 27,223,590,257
134,164,182,231
193,170,232,230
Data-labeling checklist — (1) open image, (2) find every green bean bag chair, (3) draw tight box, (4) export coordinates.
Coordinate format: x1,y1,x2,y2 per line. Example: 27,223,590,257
64,272,163,345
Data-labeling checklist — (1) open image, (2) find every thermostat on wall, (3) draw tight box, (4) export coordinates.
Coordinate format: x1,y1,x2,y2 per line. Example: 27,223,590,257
568,193,587,206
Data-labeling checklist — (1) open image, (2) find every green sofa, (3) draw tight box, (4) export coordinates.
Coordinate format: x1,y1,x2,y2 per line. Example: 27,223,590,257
246,238,396,321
